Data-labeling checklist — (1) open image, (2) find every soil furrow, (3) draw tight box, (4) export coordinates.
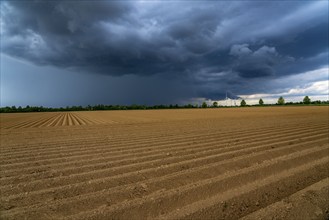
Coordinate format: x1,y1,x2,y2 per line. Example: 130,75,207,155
47,114,67,127
1,120,324,151
73,113,100,125
6,115,52,129
6,143,329,218
4,144,326,220
2,121,327,159
69,113,80,126
1,127,326,182
62,113,68,126
35,114,62,128
17,114,56,128
240,177,329,220
1,123,326,167
1,139,327,211
67,113,73,126
1,107,328,220
54,114,66,126
0,127,327,186
66,152,329,220
158,162,329,220
19,114,61,128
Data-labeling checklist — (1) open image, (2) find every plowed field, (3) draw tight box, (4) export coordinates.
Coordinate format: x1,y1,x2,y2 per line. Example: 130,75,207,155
0,106,328,220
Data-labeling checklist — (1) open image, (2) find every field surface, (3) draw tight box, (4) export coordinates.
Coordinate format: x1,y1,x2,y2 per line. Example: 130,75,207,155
0,106,328,220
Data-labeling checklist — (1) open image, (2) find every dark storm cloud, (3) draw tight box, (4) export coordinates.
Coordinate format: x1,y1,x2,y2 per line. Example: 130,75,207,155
1,0,328,101
230,44,281,78
3,1,132,35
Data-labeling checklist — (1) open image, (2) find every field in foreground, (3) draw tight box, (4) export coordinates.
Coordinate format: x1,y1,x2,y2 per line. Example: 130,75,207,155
0,106,328,220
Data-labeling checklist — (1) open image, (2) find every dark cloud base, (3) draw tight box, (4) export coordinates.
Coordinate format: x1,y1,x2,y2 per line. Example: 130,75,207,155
1,1,328,102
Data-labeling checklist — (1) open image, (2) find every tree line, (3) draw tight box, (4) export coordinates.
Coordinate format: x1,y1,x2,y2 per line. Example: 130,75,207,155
1,96,328,113
239,96,328,107
0,104,198,113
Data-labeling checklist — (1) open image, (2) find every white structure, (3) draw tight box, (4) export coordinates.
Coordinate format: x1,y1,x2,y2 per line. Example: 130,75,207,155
224,91,242,107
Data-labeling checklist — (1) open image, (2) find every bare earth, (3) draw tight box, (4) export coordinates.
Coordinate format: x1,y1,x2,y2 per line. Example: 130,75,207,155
0,106,328,220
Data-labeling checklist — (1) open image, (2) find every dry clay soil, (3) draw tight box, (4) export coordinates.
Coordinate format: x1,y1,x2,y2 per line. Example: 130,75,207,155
0,106,329,220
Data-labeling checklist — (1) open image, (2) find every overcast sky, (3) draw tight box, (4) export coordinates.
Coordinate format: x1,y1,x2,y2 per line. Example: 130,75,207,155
1,0,328,107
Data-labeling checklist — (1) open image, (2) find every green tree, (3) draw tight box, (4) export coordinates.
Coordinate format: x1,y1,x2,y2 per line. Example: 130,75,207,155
259,99,264,105
303,96,311,104
212,101,218,108
240,100,246,107
277,96,285,105
201,102,208,108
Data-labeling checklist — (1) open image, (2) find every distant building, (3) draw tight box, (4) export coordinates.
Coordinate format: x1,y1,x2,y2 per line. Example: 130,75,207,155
223,91,242,106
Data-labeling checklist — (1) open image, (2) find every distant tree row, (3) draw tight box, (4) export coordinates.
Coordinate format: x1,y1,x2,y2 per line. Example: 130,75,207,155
239,96,325,107
1,96,328,113
0,104,198,113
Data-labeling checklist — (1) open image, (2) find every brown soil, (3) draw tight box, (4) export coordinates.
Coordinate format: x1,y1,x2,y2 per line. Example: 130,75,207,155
0,106,328,220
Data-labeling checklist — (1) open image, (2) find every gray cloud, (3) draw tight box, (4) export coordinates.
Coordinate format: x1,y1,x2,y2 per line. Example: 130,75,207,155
230,45,280,78
1,0,328,103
